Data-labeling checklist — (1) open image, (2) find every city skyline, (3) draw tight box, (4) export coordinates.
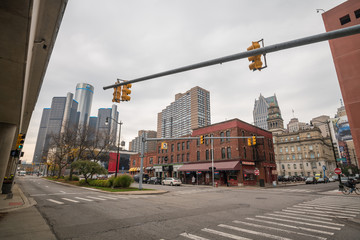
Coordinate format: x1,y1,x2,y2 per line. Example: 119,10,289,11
21,0,346,164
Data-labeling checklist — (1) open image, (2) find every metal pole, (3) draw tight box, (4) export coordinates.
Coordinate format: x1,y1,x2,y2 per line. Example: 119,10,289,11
115,121,122,178
139,132,145,190
211,136,214,188
103,24,360,90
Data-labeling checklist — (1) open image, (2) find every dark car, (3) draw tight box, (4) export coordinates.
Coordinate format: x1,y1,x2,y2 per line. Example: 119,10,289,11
305,177,317,184
133,174,150,183
148,177,162,184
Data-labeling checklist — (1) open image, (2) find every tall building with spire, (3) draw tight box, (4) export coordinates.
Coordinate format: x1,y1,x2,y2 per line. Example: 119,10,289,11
253,94,280,130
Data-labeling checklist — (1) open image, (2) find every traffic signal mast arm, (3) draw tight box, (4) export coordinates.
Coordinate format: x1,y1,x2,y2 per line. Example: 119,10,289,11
103,24,360,90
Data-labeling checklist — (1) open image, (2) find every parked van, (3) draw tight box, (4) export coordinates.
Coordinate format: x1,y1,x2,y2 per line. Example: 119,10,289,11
314,173,322,180
19,171,26,176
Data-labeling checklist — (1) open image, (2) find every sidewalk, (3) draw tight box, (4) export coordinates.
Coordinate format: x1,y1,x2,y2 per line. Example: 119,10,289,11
0,183,56,240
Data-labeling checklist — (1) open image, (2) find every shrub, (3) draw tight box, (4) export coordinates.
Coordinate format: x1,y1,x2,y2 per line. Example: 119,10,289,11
89,179,111,187
72,175,80,181
79,179,87,185
108,176,115,186
113,175,133,188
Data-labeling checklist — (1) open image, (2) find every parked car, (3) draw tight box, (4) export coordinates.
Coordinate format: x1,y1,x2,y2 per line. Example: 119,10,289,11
317,178,325,183
133,174,150,183
305,177,317,184
148,177,162,185
329,177,335,182
162,177,182,186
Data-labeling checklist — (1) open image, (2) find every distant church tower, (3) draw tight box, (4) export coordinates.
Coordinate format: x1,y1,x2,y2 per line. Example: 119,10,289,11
267,102,284,135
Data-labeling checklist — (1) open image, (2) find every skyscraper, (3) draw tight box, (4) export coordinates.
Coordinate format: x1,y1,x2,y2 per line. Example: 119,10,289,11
157,86,211,138
253,94,280,130
32,108,51,164
74,83,94,127
96,105,118,145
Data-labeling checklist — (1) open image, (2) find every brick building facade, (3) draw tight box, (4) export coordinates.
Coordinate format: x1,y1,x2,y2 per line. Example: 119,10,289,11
129,119,276,186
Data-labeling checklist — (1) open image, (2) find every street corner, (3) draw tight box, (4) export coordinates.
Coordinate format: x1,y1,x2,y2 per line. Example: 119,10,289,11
0,184,35,213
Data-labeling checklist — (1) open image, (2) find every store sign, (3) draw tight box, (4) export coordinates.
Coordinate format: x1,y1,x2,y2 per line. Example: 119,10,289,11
197,171,202,174
186,171,191,174
242,161,255,165
161,142,168,150
214,171,219,175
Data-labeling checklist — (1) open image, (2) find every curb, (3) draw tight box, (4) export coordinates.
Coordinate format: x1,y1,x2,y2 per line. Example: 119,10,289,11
0,184,36,213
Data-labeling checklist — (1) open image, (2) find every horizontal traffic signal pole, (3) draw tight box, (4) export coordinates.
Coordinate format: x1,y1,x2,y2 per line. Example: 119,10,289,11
144,136,264,142
103,24,360,90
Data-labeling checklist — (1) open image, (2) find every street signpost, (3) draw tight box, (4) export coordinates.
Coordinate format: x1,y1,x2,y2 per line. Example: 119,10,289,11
334,168,342,175
254,169,260,176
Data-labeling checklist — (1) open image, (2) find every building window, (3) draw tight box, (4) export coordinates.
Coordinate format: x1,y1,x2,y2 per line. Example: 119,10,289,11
340,14,351,25
244,147,246,159
242,131,245,143
133,160,136,166
297,136,300,141
298,154,302,160
220,132,224,143
310,153,315,159
182,142,185,150
293,164,297,169
226,131,230,141
291,146,294,152
158,157,160,164
318,162,321,166
286,155,290,160
197,151,200,161
297,146,301,151
206,150,209,160
186,141,190,149
149,158,153,164
285,138,288,142
177,143,180,151
221,148,226,159
158,146,161,154
177,154,180,162
285,147,288,153
186,153,189,162
171,144,174,152
287,164,290,169
290,137,294,141
181,154,184,162
279,148,283,153
281,164,285,169
309,145,313,150
355,9,360,19
171,155,174,163
227,147,231,159
307,133,311,139
292,155,295,160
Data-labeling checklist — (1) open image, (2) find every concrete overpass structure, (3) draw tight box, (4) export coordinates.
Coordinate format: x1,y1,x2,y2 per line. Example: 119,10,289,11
0,0,68,191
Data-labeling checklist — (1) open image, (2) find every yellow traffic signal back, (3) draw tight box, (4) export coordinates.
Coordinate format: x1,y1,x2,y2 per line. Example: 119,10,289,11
121,83,132,101
200,135,204,144
112,85,121,103
252,136,256,145
247,41,263,71
247,138,252,146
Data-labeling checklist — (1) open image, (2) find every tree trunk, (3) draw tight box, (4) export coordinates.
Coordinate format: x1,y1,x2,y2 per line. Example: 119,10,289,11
69,166,73,181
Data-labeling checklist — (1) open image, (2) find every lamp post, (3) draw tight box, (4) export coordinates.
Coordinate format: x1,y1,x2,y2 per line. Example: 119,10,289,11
105,117,122,178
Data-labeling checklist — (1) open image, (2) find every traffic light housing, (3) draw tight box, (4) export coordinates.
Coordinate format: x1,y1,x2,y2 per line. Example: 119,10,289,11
112,85,122,103
247,41,263,71
200,135,205,144
247,138,252,146
16,134,25,150
121,83,132,101
252,136,256,145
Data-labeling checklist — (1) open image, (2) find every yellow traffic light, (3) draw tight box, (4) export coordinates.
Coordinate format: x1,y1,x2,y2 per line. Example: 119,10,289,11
247,138,252,146
247,41,263,71
200,135,204,144
112,85,121,103
252,136,256,145
16,134,25,150
121,83,132,101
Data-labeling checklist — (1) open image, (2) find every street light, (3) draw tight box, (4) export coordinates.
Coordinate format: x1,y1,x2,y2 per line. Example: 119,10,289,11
105,117,123,178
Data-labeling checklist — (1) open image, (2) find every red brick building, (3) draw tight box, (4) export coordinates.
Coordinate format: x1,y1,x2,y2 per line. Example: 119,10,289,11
129,119,276,186
322,0,360,167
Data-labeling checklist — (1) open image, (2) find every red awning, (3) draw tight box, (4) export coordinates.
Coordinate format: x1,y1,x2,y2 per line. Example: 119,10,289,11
178,161,241,171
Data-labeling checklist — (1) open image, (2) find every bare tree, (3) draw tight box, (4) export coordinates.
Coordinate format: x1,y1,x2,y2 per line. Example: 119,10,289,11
86,129,114,164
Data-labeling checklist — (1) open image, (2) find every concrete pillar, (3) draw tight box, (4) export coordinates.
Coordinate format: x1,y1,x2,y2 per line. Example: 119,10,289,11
0,123,17,192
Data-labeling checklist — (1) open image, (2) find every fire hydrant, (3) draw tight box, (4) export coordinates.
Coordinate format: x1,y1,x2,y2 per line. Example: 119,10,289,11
215,182,218,187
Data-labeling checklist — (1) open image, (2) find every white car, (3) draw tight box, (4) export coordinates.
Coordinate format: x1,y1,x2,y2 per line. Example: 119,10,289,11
162,177,182,186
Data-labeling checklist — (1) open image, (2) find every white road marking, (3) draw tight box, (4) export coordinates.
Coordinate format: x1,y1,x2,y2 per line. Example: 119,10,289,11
219,224,292,240
255,215,341,230
293,205,359,214
201,228,252,240
274,211,333,221
246,217,334,235
298,203,360,212
62,198,79,203
180,233,210,240
86,196,107,200
265,213,344,226
47,199,64,205
281,209,339,218
74,197,93,202
287,207,356,217
233,220,327,240
97,195,118,200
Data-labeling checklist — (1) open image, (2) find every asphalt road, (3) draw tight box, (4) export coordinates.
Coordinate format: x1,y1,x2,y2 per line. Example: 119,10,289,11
18,176,360,240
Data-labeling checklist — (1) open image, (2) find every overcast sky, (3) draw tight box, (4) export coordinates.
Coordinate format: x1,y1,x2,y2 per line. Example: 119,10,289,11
23,0,347,164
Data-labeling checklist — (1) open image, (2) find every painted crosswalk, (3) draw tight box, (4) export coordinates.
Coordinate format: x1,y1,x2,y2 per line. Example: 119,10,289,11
45,194,155,205
178,196,360,240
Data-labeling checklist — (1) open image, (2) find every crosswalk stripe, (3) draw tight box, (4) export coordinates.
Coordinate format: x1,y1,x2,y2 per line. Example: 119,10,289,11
47,199,64,204
219,224,292,240
282,209,338,218
246,217,334,235
201,228,252,240
265,213,344,226
74,197,93,202
61,198,79,203
97,195,118,200
287,207,356,217
233,220,327,240
256,215,341,230
293,205,360,214
180,233,210,240
86,196,107,200
298,203,360,211
274,211,333,221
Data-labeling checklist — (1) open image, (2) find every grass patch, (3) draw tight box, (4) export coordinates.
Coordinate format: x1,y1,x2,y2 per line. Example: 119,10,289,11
85,186,155,192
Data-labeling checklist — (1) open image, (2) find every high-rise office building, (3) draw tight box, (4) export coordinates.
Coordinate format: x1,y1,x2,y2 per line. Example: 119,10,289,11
96,105,118,145
130,130,157,153
253,94,280,130
32,108,51,164
74,83,94,127
322,0,360,167
157,86,211,138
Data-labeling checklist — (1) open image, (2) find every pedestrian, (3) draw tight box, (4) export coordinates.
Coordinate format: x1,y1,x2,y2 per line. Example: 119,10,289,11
192,176,195,185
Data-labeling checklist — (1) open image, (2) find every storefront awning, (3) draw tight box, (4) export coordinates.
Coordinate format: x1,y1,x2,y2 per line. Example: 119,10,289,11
178,161,241,171
145,167,153,170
